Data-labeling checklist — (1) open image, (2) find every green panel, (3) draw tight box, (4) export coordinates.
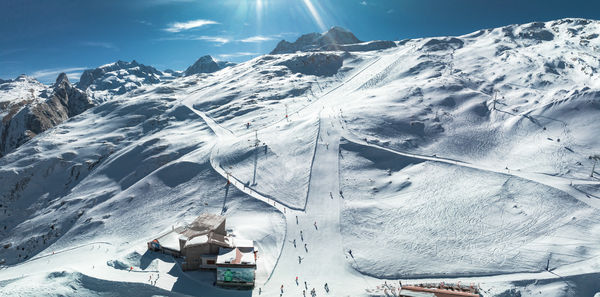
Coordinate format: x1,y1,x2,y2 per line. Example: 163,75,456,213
216,267,255,283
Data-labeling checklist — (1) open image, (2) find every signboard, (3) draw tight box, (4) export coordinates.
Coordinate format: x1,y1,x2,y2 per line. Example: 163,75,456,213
216,267,255,283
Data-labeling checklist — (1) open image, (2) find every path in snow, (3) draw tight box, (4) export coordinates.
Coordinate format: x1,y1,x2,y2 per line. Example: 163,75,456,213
339,127,600,210
190,44,600,296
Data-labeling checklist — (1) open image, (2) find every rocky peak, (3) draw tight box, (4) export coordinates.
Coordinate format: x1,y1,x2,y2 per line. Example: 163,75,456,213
270,26,362,54
53,72,70,88
184,55,220,76
320,26,361,45
184,55,234,76
0,73,94,158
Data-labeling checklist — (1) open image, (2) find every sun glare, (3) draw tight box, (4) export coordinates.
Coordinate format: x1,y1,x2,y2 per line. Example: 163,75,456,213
302,0,327,32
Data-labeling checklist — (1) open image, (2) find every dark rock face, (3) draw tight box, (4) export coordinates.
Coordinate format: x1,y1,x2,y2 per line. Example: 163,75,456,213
271,27,361,54
277,53,343,76
184,55,234,76
0,73,93,157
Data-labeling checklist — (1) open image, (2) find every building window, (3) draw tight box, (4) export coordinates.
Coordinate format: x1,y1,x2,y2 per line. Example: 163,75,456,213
207,260,216,265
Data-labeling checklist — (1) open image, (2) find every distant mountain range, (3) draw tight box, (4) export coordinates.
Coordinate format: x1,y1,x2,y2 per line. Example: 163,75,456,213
0,26,394,156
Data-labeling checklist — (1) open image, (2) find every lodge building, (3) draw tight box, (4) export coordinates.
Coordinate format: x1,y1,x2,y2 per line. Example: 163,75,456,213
147,213,256,288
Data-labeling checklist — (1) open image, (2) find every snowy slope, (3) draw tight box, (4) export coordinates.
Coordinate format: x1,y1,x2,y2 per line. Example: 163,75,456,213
2,19,600,297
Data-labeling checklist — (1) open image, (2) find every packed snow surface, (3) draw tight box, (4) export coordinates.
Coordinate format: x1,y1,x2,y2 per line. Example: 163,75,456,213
2,19,600,296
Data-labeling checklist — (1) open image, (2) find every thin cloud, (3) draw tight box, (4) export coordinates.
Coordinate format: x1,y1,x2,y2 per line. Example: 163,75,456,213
81,42,118,50
387,9,395,14
360,1,367,5
30,67,87,83
194,36,230,44
135,20,153,26
164,19,218,33
239,35,274,43
218,52,258,59
156,34,230,45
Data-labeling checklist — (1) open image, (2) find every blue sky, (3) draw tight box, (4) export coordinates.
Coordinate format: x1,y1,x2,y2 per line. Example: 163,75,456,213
1,0,599,83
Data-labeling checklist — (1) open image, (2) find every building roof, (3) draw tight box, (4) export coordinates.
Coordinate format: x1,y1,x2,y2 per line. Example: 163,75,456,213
216,246,256,265
400,286,479,297
209,232,234,248
156,230,183,251
399,289,436,297
155,213,226,248
189,213,225,233
184,234,209,247
233,238,254,248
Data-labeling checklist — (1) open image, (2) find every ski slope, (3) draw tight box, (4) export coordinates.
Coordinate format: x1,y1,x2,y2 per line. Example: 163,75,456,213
2,19,600,297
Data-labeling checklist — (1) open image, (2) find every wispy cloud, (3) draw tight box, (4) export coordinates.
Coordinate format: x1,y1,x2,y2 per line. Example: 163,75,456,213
164,19,218,33
81,41,118,50
239,35,274,43
360,1,367,5
386,9,395,14
218,52,258,59
135,20,153,26
194,36,230,44
30,67,87,83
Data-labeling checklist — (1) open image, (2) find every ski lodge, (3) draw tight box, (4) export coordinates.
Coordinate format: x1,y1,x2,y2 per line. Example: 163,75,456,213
147,213,257,288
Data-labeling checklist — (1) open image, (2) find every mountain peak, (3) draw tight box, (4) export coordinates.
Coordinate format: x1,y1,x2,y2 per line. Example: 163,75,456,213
270,26,361,54
184,55,233,76
54,72,69,87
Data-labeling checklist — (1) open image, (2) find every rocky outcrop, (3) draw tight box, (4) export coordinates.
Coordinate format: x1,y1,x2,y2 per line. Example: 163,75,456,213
271,26,363,54
0,73,93,157
184,55,234,76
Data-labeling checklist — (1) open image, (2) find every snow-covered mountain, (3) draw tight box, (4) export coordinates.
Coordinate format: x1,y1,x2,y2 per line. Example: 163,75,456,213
2,18,600,297
77,60,169,102
271,26,397,54
184,55,235,76
0,73,93,158
77,57,234,102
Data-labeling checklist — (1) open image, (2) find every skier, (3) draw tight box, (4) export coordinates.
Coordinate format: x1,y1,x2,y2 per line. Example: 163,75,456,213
324,283,329,293
314,221,318,230
303,289,306,297
304,243,308,252
348,249,353,258
300,230,304,241
296,276,299,285
259,288,262,295
281,284,284,293
298,256,303,264
296,215,298,224
304,281,308,289
326,143,329,150
329,191,333,199
293,239,296,248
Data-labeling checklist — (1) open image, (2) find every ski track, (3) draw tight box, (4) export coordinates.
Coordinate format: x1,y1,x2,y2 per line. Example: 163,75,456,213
190,45,600,296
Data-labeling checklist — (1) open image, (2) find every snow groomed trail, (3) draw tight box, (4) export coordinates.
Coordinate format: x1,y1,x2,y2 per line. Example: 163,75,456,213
186,51,407,296
187,44,600,296
339,128,600,210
